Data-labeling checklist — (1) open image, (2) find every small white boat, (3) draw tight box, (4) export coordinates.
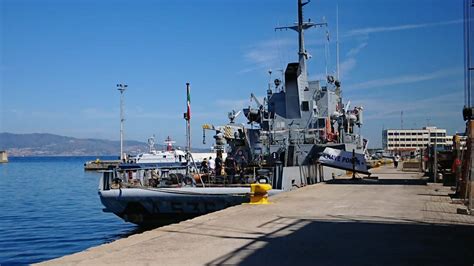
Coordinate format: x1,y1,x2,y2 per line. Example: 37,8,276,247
132,136,186,168
132,136,225,168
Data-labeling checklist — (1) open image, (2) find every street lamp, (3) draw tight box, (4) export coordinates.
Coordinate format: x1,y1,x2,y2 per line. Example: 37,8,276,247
117,83,128,161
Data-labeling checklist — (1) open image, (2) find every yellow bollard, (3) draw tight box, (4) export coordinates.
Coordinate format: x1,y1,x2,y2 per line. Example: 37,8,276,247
249,183,272,204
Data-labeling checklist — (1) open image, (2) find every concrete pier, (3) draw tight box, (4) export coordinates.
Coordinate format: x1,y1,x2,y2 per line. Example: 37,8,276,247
40,166,474,265
83,159,120,171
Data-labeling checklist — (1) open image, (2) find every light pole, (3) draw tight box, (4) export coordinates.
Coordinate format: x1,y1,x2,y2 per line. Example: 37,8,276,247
117,83,128,161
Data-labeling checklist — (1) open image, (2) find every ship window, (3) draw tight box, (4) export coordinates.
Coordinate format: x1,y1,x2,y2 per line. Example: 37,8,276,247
163,155,166,158
301,101,309,111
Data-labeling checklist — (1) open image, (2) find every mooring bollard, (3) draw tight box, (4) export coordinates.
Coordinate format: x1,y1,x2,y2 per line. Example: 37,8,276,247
249,183,272,204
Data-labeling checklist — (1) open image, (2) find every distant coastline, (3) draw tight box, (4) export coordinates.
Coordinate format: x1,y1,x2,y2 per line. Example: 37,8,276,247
0,132,207,156
0,132,146,156
7,155,120,158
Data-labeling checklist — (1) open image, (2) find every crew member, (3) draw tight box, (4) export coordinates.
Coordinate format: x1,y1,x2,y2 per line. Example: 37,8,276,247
215,152,223,177
208,156,215,174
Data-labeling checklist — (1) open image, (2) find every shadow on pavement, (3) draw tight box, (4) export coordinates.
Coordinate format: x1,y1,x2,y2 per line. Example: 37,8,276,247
325,179,427,185
205,217,474,266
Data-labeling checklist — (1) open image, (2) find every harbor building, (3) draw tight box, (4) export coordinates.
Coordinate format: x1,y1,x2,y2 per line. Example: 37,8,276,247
382,127,453,152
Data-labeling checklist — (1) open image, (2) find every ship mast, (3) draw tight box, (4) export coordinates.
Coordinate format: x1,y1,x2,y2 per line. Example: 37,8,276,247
185,82,191,153
276,0,327,72
336,4,340,80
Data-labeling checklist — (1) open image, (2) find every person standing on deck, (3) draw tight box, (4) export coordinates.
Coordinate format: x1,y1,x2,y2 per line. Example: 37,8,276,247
215,152,223,177
225,156,237,183
236,151,247,174
208,156,215,174
200,158,209,174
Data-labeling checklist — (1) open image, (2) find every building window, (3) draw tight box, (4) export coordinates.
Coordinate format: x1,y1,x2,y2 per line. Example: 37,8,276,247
388,132,394,136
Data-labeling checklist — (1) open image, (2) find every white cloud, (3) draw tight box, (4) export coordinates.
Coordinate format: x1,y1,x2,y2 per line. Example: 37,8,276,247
348,67,462,91
346,42,368,57
335,40,368,79
339,58,357,79
345,19,462,37
239,38,293,74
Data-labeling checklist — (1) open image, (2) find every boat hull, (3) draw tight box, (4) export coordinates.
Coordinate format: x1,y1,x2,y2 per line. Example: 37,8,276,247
99,187,251,226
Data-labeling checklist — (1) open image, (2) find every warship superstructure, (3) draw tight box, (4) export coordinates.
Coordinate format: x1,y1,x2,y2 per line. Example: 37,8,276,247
203,0,367,189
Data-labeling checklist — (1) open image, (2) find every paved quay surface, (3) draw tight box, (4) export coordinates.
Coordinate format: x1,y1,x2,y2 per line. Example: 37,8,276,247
40,166,474,265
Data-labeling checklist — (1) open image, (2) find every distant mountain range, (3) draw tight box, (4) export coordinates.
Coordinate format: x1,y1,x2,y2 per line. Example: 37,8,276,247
0,133,192,156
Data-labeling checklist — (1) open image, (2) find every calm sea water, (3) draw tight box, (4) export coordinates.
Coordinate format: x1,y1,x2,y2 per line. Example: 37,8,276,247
0,156,139,265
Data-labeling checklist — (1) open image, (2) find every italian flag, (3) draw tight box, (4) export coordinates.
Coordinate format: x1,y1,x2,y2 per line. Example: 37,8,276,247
186,84,191,120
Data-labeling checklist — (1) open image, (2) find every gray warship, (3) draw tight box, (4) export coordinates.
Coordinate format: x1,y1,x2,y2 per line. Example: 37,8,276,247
98,0,367,226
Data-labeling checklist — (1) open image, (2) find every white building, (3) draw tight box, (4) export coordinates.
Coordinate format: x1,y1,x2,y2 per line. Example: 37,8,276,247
382,127,452,152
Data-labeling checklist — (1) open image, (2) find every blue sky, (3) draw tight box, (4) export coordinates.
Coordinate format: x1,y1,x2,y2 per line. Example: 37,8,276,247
0,0,465,148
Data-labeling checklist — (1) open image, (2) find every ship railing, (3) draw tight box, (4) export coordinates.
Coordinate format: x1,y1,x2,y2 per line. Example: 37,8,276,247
186,152,205,187
100,166,192,190
99,164,272,190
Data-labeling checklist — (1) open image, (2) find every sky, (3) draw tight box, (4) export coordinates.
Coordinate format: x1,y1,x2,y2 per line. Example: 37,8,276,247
0,0,466,148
